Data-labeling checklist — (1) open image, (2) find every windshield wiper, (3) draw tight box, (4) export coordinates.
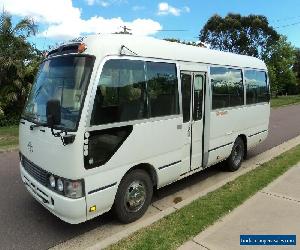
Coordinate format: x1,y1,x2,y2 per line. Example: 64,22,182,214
30,122,48,130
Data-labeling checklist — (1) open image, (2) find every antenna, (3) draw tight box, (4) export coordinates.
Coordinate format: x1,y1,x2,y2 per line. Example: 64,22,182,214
120,45,137,56
119,25,132,34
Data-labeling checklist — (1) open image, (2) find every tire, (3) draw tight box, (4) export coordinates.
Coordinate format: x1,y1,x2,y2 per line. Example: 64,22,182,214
226,137,245,172
113,169,153,223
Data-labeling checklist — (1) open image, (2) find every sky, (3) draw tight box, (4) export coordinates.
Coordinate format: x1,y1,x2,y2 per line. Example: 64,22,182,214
0,0,299,50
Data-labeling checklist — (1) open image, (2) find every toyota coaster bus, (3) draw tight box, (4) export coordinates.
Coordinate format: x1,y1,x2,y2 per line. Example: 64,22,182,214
19,34,270,224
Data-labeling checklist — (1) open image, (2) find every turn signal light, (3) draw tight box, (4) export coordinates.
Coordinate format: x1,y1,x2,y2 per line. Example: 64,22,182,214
89,205,96,212
78,43,87,53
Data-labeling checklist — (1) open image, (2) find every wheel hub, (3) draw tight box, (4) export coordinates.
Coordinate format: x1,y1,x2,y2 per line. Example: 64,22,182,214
125,181,146,212
232,144,242,166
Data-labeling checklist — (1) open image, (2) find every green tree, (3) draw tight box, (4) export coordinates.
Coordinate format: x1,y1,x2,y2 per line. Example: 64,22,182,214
199,14,298,96
293,48,300,84
199,13,279,58
0,12,42,124
264,36,297,96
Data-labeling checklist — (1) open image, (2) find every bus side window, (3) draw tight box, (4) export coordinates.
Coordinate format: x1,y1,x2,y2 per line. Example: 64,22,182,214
211,67,243,110
90,59,180,127
146,62,179,118
85,126,133,169
245,70,269,104
181,73,192,123
193,75,204,120
90,59,146,125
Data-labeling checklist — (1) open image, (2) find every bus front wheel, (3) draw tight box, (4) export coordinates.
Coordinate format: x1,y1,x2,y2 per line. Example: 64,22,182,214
226,137,245,172
113,169,153,223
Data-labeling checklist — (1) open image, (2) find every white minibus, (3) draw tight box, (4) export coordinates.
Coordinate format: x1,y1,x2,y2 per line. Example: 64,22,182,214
19,34,270,224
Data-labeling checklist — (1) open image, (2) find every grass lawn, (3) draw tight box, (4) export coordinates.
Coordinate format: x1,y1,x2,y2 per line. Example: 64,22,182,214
109,144,300,250
0,125,19,151
271,95,300,108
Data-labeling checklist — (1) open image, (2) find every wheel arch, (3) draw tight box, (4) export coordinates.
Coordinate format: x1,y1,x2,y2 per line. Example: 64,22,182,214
123,163,158,189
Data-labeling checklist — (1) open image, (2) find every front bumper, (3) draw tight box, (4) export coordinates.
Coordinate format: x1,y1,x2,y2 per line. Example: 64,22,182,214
20,163,87,224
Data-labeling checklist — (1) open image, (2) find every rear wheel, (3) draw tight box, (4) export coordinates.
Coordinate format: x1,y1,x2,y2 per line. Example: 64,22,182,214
113,169,153,223
226,137,245,171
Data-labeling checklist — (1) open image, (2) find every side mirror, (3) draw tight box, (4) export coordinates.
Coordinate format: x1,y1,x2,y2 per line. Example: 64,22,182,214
46,100,61,127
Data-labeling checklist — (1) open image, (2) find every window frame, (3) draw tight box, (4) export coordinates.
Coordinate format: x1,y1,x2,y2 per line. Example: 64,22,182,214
244,69,270,105
193,73,205,121
210,66,245,110
145,60,180,118
180,72,193,123
87,55,181,131
90,58,147,125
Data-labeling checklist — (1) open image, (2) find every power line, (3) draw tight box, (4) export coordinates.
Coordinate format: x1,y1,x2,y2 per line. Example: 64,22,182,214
274,21,300,29
271,15,300,23
157,30,188,32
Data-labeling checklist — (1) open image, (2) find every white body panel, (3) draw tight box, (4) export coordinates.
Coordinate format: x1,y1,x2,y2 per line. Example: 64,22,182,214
19,34,270,224
208,103,270,166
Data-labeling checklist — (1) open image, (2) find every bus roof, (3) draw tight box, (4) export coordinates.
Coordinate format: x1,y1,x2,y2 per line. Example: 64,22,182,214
80,34,267,70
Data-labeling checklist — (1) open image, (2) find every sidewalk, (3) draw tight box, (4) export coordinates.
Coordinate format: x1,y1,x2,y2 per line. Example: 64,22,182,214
178,164,300,250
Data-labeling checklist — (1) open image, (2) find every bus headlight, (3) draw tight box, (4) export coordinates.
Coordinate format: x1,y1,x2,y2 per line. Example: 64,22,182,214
48,175,84,198
49,175,56,188
57,178,64,192
64,180,84,199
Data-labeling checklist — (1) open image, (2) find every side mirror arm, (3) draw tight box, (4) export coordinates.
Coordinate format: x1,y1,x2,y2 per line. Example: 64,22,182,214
50,126,76,146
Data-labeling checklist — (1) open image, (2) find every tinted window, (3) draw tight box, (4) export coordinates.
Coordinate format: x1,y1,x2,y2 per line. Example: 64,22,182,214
181,74,191,122
84,126,132,169
90,59,179,126
245,70,269,104
193,74,204,120
90,59,146,125
146,62,179,117
211,67,244,109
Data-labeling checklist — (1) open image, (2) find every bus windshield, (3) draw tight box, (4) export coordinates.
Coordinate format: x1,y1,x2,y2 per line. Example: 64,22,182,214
22,55,95,131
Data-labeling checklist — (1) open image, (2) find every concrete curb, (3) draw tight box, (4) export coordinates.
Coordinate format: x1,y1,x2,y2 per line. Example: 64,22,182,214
87,207,176,250
76,135,300,250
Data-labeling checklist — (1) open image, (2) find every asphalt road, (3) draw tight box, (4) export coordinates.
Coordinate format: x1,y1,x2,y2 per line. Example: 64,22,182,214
1,104,300,250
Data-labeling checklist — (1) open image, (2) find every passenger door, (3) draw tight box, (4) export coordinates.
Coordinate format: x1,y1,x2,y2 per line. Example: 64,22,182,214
191,73,205,170
181,72,192,173
181,72,205,172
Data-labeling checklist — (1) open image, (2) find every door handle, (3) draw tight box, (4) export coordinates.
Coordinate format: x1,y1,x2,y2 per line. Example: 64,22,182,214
177,124,182,130
187,125,191,137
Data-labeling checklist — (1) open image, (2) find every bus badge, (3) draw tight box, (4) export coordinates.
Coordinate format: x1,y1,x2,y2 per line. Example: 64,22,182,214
27,142,33,153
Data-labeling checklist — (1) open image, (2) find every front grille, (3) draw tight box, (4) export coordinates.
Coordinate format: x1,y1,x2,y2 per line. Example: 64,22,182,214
22,155,48,186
